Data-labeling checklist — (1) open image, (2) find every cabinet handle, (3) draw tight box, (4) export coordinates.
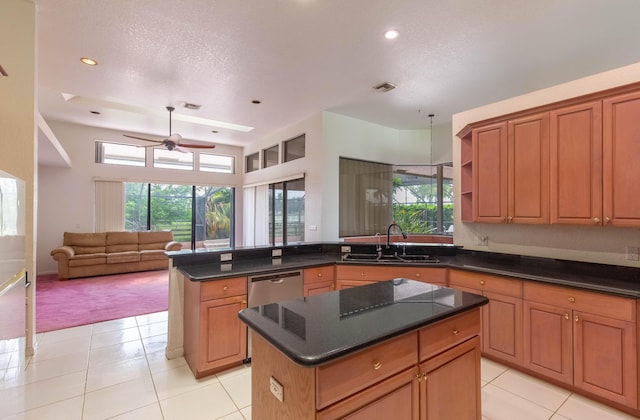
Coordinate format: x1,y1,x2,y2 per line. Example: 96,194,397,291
568,296,575,302
593,217,600,223
452,329,460,336
373,361,383,370
415,369,423,382
575,315,580,322
564,313,569,320
223,286,229,291
480,280,485,286
604,217,611,224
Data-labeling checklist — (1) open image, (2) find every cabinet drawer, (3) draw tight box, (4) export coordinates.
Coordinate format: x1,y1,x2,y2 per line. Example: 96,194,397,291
336,265,446,284
523,282,635,322
200,277,247,301
304,266,335,284
449,269,522,298
419,308,481,361
316,331,418,410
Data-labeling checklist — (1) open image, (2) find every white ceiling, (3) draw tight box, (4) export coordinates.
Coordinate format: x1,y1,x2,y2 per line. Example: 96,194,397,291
36,0,640,163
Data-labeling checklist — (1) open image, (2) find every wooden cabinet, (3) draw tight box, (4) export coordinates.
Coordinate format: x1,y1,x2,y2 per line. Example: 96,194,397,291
470,113,549,224
251,308,482,420
335,265,447,290
303,265,335,296
183,276,247,378
449,269,523,365
523,282,637,407
603,90,640,227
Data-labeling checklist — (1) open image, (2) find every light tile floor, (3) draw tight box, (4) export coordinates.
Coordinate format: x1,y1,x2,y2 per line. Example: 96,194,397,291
0,311,636,420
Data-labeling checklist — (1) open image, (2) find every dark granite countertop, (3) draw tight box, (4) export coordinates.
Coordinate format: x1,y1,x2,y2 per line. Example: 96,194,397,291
173,244,640,298
238,279,488,366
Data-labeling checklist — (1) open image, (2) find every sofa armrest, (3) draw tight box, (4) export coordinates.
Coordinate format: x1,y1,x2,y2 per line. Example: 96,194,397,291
165,241,183,252
51,245,75,261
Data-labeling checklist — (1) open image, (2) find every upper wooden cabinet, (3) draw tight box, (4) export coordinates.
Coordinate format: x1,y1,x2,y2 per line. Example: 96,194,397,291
471,113,549,224
603,91,640,227
459,82,640,227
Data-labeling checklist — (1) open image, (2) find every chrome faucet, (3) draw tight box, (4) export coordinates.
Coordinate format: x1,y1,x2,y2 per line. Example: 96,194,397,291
375,233,382,257
386,223,408,249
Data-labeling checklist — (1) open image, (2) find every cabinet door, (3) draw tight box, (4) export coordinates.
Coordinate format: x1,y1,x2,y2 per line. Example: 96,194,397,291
483,291,523,365
473,122,508,222
304,280,334,296
549,101,603,225
573,311,637,407
317,367,419,420
336,279,377,290
508,113,549,224
523,300,572,384
603,91,640,226
199,295,247,371
420,336,481,420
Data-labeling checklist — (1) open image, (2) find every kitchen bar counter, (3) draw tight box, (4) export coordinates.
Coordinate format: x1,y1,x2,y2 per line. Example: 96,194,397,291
239,279,488,366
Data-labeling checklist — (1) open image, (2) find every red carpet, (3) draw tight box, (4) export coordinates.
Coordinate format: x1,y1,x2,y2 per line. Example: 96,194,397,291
36,270,169,333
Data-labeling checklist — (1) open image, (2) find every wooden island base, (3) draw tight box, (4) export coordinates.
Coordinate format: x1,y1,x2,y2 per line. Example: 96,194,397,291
250,308,482,420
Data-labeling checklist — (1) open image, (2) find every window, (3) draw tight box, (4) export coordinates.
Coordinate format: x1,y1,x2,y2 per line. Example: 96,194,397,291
262,145,279,168
199,153,235,173
95,141,146,167
283,134,305,162
269,177,305,246
153,149,193,170
125,182,234,250
246,152,259,173
338,157,453,237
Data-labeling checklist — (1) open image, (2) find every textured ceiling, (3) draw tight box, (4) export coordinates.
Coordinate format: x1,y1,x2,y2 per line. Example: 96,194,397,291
36,0,640,155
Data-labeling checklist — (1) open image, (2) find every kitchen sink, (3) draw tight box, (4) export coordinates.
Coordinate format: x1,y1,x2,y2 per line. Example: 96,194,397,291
341,253,440,264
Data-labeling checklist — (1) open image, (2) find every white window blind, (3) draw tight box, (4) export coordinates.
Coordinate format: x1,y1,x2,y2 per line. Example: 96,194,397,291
95,180,124,232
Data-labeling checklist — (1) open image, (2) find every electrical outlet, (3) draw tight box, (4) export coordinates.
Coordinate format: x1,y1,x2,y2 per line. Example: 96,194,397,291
272,248,282,257
270,376,284,402
626,246,639,261
220,253,232,262
477,236,488,246
341,246,351,253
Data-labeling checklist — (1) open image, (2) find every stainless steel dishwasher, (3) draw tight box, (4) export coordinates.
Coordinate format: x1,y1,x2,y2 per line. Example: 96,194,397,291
246,270,304,358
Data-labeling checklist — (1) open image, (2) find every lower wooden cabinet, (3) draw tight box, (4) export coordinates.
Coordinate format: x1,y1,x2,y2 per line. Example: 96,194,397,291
183,276,247,378
524,282,637,408
303,266,335,296
335,265,447,290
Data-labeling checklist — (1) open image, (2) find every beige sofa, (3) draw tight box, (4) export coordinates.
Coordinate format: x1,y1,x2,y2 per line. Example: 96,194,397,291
51,231,182,280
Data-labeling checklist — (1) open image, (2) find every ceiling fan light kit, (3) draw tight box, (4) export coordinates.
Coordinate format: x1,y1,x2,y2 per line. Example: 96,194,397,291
122,106,215,152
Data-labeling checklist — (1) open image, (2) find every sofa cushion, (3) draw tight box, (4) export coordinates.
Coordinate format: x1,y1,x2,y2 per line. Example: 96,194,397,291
107,251,140,264
140,249,168,261
139,230,174,251
64,232,106,255
68,253,107,267
106,231,139,253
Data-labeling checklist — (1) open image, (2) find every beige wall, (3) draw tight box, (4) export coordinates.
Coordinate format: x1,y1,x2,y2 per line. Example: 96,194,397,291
0,0,37,353
452,62,640,267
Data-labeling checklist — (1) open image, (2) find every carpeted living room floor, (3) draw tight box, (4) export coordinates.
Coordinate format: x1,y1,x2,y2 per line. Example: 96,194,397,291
35,270,169,333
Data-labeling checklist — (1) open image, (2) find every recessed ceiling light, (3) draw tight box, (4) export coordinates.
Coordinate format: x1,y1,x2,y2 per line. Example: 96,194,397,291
384,29,399,40
251,100,261,104
80,57,98,66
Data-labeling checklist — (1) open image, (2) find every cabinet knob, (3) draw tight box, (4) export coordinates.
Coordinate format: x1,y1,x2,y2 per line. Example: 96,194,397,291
452,329,460,336
415,273,421,278
317,272,323,277
373,361,383,370
574,315,580,322
480,280,485,286
507,216,513,222
242,300,247,305
564,313,569,320
415,370,423,382
223,286,229,291
604,217,611,224
568,296,575,302
593,217,600,223
360,272,365,277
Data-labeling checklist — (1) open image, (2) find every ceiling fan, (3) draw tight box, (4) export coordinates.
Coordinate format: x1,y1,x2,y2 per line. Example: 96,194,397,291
123,106,216,152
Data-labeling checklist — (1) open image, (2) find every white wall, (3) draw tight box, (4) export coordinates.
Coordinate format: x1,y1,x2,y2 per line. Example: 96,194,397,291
452,62,640,267
38,121,244,274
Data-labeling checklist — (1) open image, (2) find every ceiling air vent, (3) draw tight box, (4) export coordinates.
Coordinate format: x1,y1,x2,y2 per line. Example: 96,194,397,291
182,102,201,110
373,82,397,92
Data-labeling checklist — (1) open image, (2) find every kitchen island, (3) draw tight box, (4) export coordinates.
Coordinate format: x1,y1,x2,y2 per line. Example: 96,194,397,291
239,279,488,420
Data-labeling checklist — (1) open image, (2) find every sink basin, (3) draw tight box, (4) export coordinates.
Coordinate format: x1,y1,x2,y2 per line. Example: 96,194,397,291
341,253,440,264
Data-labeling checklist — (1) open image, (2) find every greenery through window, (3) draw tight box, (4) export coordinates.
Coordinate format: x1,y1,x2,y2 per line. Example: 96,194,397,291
269,178,305,246
339,157,453,237
125,182,234,250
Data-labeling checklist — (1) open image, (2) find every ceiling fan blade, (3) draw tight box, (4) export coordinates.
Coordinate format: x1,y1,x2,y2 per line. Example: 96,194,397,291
179,143,216,149
122,134,164,144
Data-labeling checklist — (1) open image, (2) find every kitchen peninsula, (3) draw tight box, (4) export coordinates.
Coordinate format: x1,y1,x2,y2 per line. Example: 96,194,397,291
238,279,488,420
